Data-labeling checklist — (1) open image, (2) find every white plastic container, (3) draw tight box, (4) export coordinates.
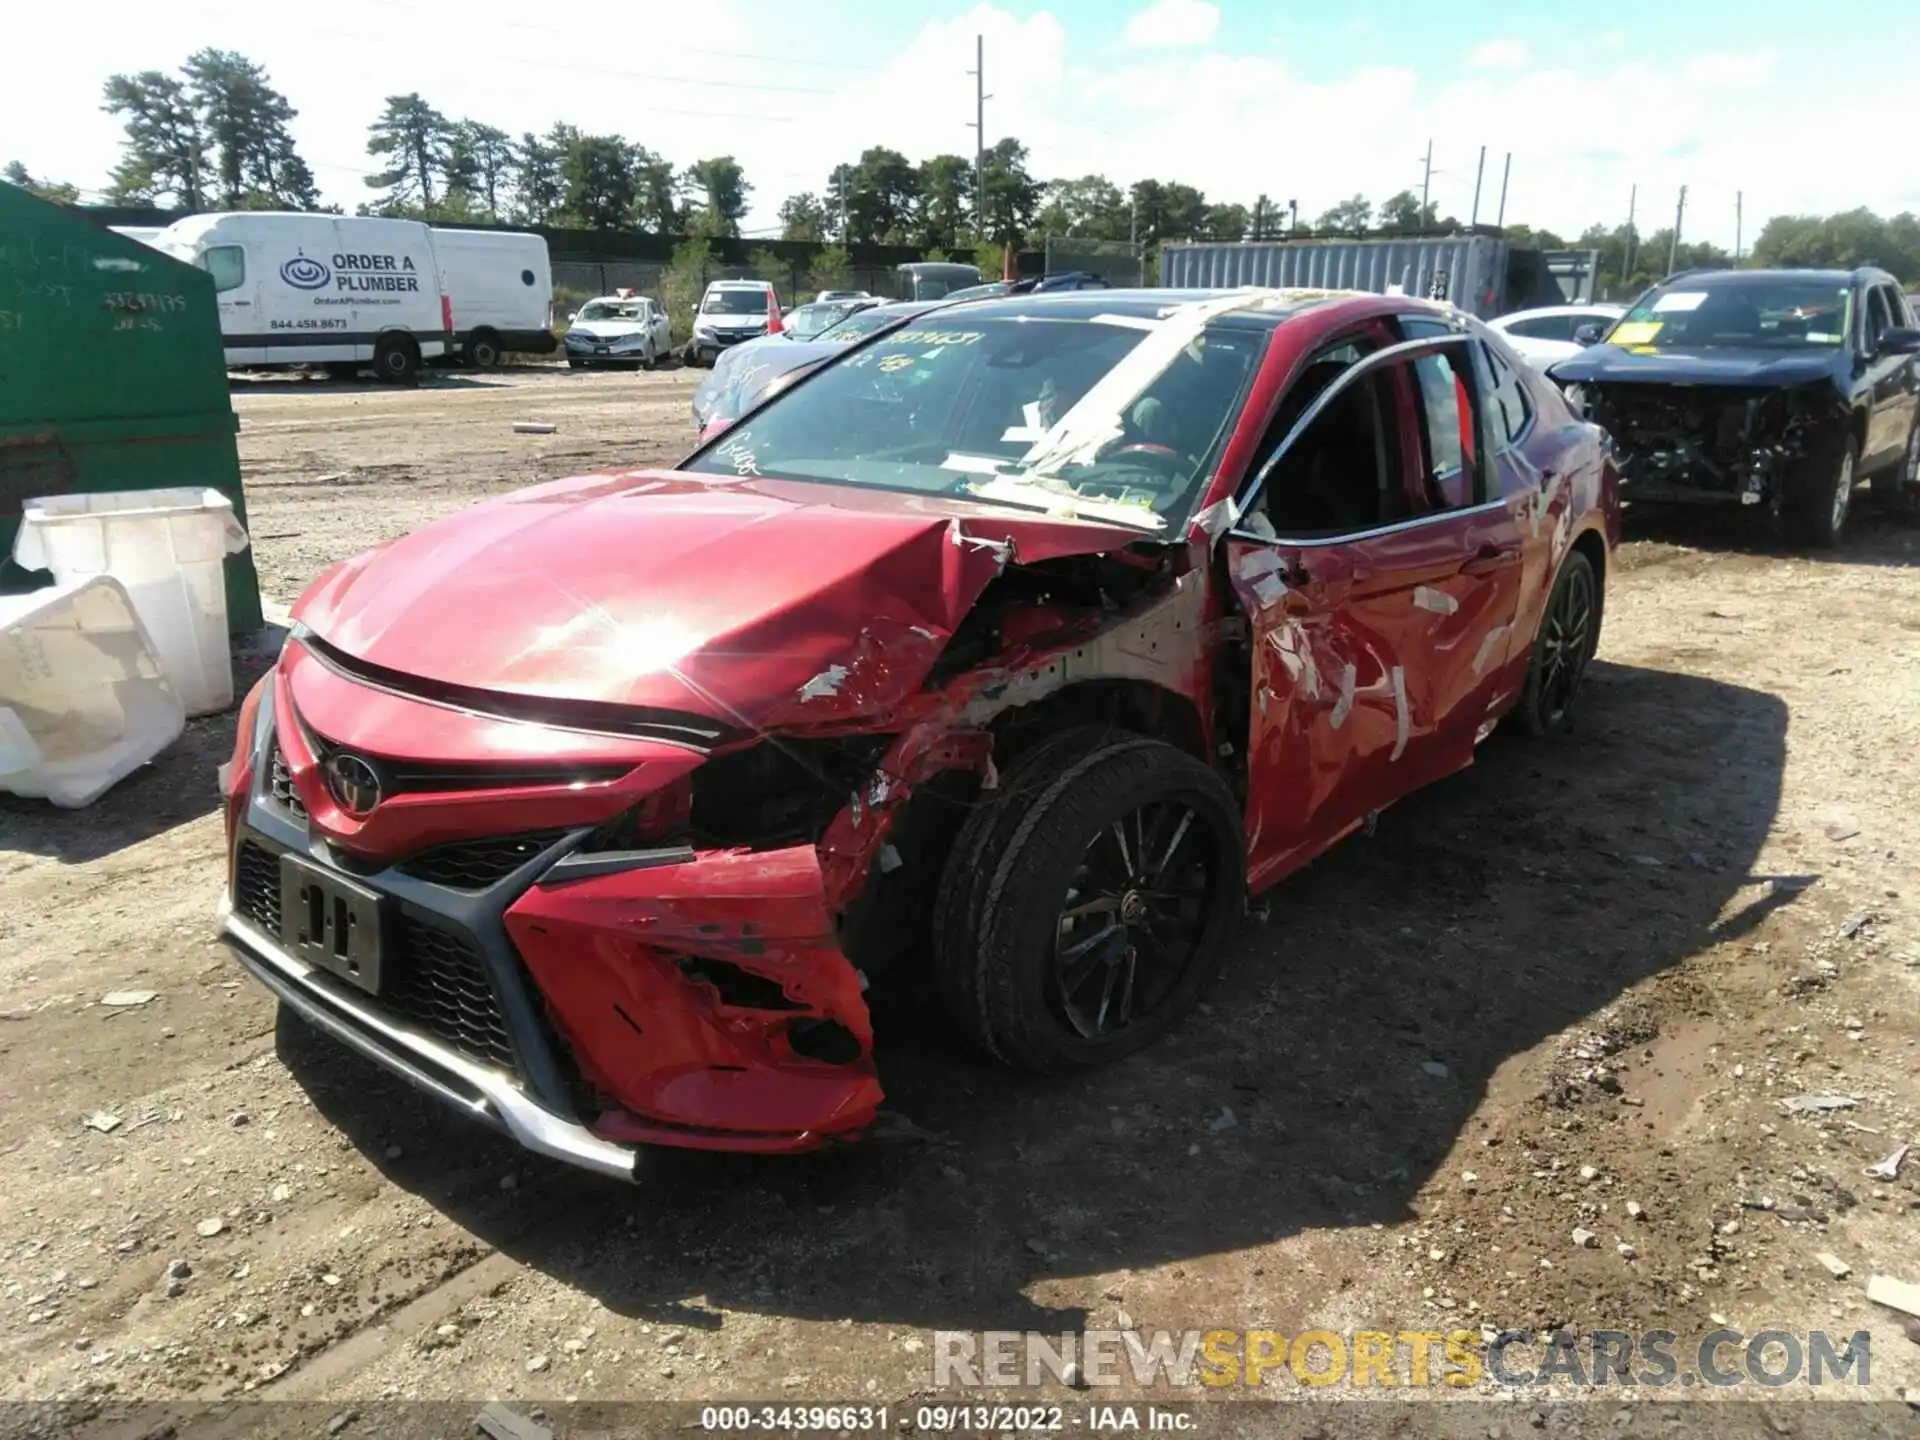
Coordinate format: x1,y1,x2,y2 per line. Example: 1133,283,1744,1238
13,488,251,716
0,577,186,808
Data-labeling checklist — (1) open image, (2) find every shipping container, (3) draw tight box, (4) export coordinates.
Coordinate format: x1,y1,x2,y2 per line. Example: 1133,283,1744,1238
0,181,262,632
1159,237,1596,319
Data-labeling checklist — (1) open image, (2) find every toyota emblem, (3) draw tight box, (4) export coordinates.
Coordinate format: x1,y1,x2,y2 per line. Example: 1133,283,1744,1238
323,752,384,816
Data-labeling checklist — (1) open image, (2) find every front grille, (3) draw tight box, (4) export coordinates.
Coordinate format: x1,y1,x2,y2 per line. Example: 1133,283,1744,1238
231,838,516,1073
397,832,566,890
386,915,517,1071
267,742,306,820
234,841,281,931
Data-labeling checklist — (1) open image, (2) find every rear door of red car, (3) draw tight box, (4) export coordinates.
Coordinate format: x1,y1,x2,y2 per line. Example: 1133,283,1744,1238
1224,325,1522,891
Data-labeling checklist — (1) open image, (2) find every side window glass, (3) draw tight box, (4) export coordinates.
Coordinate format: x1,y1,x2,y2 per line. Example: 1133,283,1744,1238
203,246,246,294
1865,288,1893,350
1410,353,1471,508
1476,342,1532,447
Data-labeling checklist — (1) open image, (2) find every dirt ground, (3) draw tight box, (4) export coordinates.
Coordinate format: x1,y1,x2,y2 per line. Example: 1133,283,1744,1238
4,367,1920,1434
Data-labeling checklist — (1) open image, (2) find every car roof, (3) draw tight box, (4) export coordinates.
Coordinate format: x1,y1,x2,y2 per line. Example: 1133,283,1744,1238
1659,268,1880,288
927,286,1393,328
1495,302,1623,321
707,279,772,289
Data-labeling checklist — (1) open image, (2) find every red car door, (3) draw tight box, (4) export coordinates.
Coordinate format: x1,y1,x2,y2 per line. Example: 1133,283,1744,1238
1225,328,1522,893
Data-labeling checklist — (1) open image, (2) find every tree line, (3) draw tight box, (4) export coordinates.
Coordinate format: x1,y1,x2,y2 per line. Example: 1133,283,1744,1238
10,47,1919,287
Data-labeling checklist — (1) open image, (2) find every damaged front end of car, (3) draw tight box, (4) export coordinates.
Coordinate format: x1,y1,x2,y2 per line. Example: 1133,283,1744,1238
1571,380,1848,509
216,483,1221,1175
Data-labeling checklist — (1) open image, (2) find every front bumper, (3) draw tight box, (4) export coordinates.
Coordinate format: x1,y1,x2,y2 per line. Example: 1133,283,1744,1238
219,675,882,1175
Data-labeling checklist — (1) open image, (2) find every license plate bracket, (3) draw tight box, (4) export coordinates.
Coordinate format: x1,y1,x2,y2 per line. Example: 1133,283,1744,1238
279,853,385,995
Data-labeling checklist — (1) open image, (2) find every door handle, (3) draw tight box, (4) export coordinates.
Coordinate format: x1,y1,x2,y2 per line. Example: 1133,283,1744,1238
1461,544,1521,576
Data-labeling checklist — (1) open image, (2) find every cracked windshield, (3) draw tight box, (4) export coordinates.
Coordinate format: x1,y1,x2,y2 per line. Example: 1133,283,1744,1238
682,309,1264,529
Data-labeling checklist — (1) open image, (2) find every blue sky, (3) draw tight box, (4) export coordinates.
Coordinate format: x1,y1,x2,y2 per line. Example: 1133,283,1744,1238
9,0,1918,247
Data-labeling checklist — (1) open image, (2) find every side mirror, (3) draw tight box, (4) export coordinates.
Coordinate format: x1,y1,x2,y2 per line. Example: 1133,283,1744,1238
1573,323,1606,347
567,311,577,323
1876,326,1920,356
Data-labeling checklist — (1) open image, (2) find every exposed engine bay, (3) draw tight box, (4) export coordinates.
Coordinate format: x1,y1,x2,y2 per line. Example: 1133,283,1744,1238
1573,382,1845,506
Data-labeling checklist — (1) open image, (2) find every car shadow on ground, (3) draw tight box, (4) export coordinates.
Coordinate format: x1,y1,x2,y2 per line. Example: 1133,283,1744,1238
283,658,1791,1336
0,628,280,862
1622,498,1920,566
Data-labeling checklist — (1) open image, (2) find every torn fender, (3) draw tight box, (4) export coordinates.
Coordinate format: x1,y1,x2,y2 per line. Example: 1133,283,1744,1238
505,844,881,1140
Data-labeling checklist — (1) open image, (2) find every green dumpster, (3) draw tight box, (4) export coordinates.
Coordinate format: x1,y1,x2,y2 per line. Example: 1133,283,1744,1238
0,181,262,631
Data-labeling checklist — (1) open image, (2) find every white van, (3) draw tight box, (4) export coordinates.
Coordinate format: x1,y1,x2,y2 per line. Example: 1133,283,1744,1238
153,212,450,383
109,226,167,250
429,227,557,367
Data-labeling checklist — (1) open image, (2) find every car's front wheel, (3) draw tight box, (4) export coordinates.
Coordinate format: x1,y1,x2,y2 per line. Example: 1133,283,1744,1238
1783,434,1857,548
932,732,1244,1074
1514,548,1601,737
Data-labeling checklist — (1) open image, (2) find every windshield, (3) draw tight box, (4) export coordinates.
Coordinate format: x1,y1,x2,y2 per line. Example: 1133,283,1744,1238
578,301,643,322
783,302,861,340
702,288,769,315
682,310,1264,531
1610,280,1853,349
815,307,920,342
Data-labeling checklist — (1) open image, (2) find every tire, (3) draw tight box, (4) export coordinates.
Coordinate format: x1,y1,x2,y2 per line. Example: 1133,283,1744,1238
466,331,502,369
1870,416,1920,515
932,731,1244,1075
1783,433,1856,548
373,334,419,386
1514,548,1601,737
641,341,657,371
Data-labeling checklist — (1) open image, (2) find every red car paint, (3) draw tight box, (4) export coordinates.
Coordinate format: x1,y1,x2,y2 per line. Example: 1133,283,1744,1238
222,291,1617,1166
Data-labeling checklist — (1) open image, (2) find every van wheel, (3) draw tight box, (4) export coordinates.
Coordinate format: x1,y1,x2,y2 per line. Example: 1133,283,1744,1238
466,331,502,369
373,335,420,386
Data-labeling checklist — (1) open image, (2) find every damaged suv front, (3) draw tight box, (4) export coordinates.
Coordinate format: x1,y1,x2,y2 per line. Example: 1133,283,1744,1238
1549,269,1920,547
217,292,1276,1176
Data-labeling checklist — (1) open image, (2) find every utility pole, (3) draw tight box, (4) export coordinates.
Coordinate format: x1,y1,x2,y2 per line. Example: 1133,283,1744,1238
1668,184,1687,276
1288,198,1298,234
1418,139,1433,224
1470,145,1486,227
1495,152,1511,228
1622,184,1638,285
967,35,989,239
1735,190,1743,263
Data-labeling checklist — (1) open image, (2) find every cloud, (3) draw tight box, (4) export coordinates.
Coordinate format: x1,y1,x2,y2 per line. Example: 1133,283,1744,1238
1684,51,1776,88
1466,39,1528,69
1122,0,1220,48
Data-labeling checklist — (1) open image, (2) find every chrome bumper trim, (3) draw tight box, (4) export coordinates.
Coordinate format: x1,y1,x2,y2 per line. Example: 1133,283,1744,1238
221,902,638,1183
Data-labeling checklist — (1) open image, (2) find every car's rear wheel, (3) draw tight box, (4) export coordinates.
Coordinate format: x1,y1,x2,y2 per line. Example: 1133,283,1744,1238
373,334,419,386
1515,549,1601,737
1783,434,1856,548
466,330,502,368
932,732,1243,1074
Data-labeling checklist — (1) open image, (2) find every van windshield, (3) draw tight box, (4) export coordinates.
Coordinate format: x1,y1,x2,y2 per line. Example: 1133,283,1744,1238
702,289,769,315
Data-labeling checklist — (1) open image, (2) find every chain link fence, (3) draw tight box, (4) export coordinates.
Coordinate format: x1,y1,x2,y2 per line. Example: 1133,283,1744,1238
1044,237,1147,286
553,257,906,346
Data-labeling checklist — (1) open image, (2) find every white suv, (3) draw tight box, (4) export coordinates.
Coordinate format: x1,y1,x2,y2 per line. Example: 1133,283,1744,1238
688,280,778,367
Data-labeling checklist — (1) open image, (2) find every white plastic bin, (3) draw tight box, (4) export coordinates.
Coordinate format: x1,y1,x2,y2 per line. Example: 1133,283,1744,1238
0,577,186,808
14,488,251,716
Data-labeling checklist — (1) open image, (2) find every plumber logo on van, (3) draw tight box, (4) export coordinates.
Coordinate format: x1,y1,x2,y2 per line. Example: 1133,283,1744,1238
281,252,332,290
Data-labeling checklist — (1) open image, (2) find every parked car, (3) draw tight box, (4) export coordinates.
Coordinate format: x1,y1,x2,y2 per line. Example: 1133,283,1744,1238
690,300,942,435
219,288,1617,1174
1549,268,1920,544
429,227,557,367
944,273,1113,304
562,292,671,369
1486,303,1624,369
686,279,779,366
151,211,451,382
816,289,872,303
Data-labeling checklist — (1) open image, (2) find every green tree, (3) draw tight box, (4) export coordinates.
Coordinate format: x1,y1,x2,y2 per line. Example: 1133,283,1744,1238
1314,193,1372,232
365,93,453,213
916,153,974,249
748,246,790,304
1376,189,1437,233
835,147,919,245
683,156,751,238
3,161,80,205
1128,179,1207,245
182,49,317,209
1752,208,1920,278
630,149,679,233
662,236,714,338
779,192,831,242
1203,202,1249,240
1249,194,1289,240
101,70,208,209
557,131,637,231
807,242,852,294
512,130,563,223
1036,175,1129,240
978,137,1040,246
447,121,514,220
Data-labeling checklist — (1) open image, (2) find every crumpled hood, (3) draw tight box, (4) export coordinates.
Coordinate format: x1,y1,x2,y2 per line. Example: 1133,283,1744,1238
1550,344,1840,389
567,321,648,341
292,470,1151,730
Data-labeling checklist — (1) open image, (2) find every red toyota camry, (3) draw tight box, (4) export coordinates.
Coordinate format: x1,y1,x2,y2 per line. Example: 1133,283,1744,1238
220,289,1619,1179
